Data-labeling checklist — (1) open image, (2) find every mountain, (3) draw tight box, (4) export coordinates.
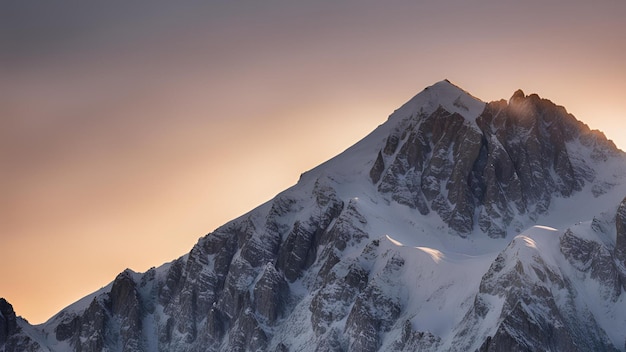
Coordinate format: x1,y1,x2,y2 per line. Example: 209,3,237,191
3,80,626,352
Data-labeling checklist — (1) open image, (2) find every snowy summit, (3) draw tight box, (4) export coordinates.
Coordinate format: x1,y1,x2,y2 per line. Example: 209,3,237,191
393,79,486,122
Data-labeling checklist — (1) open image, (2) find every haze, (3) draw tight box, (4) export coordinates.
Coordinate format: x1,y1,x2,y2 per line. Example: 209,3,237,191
2,0,625,324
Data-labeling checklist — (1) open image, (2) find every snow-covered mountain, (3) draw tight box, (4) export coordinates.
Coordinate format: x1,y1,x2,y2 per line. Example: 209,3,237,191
3,80,626,352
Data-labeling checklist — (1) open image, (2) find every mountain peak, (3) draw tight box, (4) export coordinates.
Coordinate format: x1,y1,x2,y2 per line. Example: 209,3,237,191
511,88,525,100
428,78,465,93
391,80,485,124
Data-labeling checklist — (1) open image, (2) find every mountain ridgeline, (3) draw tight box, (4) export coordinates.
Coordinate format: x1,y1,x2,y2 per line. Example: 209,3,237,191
3,80,626,352
371,85,620,238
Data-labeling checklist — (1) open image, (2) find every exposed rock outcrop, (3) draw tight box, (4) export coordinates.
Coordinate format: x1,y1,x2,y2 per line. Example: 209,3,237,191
372,88,616,238
616,197,626,273
456,230,620,352
0,298,18,346
0,298,45,352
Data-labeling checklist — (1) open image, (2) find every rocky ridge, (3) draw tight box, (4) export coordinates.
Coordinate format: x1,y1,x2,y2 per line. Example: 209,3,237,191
2,80,626,352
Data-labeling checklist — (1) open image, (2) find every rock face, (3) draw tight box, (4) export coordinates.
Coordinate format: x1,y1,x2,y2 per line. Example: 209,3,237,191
372,86,617,238
616,197,626,274
467,232,615,352
0,299,17,346
0,299,43,352
4,80,626,352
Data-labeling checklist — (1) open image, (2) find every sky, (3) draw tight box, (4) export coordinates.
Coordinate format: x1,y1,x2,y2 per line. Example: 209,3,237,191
2,0,625,325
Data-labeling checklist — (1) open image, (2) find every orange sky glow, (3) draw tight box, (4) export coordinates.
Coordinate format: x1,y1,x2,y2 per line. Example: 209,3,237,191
2,1,625,324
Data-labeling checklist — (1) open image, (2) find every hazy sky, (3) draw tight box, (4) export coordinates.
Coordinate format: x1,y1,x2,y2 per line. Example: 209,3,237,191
2,0,625,324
